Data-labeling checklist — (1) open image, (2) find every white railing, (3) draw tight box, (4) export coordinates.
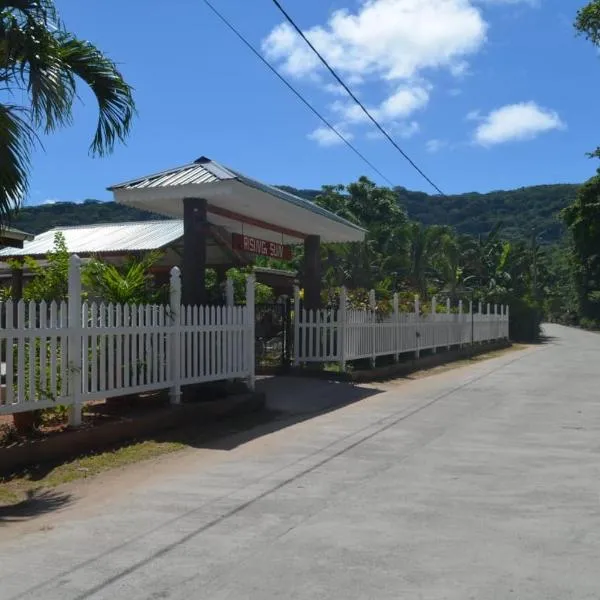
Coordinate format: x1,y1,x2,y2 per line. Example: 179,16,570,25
0,255,255,424
294,287,509,369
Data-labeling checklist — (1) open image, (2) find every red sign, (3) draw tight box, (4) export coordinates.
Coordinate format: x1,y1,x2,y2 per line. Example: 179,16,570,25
232,233,292,260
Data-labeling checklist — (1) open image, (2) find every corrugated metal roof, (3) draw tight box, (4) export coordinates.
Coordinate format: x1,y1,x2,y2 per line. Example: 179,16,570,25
0,226,34,241
0,220,183,258
109,156,366,235
108,157,235,191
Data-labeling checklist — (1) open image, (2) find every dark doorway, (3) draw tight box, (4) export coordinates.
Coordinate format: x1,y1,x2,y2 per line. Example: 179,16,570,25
255,299,292,371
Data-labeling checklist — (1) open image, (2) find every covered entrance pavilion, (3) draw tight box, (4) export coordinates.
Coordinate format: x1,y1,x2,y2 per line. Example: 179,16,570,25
109,156,366,308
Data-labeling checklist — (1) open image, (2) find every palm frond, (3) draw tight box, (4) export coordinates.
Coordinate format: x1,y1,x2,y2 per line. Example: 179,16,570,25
0,103,35,225
0,15,75,132
58,35,135,156
0,1,58,26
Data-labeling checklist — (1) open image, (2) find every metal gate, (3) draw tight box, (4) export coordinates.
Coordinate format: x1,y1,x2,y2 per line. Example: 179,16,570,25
255,299,292,370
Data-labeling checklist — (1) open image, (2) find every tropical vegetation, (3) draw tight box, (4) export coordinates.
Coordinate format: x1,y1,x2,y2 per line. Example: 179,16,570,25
0,0,135,226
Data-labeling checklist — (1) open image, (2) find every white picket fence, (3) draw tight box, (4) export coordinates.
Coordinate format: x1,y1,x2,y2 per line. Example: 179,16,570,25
293,287,509,369
0,255,255,424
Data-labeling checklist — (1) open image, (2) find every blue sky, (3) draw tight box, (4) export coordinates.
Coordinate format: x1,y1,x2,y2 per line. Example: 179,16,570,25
28,0,600,205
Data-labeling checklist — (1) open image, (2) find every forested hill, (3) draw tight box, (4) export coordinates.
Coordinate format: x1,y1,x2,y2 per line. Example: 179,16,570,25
12,183,579,242
279,183,579,242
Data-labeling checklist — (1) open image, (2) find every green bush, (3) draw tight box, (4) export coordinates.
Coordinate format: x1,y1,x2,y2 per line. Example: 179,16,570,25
508,297,542,342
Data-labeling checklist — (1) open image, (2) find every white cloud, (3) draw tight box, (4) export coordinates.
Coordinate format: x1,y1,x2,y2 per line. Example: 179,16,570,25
473,101,565,146
426,139,448,152
476,0,538,4
466,109,481,121
263,0,487,83
449,60,470,77
263,0,530,147
367,121,420,140
323,82,346,96
307,125,354,147
43,198,60,205
331,85,429,124
376,86,430,120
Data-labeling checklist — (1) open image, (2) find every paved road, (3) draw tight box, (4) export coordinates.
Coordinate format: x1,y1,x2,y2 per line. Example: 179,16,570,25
2,324,600,599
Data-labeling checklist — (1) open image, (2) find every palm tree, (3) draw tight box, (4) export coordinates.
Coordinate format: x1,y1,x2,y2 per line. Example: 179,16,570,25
0,1,135,225
405,223,448,298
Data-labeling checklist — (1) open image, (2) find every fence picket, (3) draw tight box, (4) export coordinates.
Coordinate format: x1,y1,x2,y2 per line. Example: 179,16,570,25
4,302,13,406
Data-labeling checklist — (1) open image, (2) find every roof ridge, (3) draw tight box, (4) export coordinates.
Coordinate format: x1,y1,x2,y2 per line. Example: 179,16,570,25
107,162,199,191
42,219,181,231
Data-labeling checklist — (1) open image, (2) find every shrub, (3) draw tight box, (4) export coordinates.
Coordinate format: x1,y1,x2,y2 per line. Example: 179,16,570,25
507,297,542,342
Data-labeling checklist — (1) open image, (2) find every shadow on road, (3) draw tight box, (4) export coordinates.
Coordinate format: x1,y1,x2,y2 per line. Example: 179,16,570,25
160,377,383,452
0,489,72,524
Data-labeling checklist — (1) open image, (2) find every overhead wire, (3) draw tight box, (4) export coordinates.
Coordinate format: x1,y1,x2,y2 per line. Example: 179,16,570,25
201,0,396,187
269,0,446,196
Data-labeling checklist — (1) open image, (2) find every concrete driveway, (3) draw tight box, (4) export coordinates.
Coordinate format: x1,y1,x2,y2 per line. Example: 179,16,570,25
1,324,600,599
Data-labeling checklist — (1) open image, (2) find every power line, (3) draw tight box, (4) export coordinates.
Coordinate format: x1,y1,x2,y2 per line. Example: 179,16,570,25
269,0,446,196
201,0,395,187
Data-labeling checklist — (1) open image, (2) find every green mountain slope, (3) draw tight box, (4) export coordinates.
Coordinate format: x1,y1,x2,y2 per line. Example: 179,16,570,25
279,183,579,242
11,183,579,242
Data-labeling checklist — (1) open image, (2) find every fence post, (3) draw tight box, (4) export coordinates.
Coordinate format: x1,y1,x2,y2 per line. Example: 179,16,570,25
446,298,451,350
169,266,182,405
470,299,474,346
415,295,420,360
293,286,300,367
492,304,497,339
225,278,234,307
477,301,482,343
430,296,437,354
458,300,463,347
369,289,376,368
505,304,510,339
393,292,399,362
224,278,235,381
245,275,256,390
339,286,347,372
67,255,83,427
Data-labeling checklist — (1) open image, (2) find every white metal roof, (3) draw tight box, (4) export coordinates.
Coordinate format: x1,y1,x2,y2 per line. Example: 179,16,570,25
0,220,183,258
109,156,366,244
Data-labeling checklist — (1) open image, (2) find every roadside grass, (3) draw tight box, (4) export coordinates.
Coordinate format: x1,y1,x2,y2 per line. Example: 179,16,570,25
1,440,186,508
0,343,529,510
405,343,529,380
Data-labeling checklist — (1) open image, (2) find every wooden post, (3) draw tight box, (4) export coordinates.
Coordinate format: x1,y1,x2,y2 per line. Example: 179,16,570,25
369,289,376,368
431,296,437,354
67,255,83,427
182,197,208,307
10,266,23,301
293,286,301,367
245,275,256,390
339,286,348,372
169,266,182,405
303,235,321,311
393,292,399,362
10,266,23,327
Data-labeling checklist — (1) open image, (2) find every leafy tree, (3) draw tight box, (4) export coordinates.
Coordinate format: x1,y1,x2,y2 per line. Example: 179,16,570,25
0,1,135,224
562,169,600,323
17,231,69,302
576,0,600,47
575,0,600,157
83,252,164,305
